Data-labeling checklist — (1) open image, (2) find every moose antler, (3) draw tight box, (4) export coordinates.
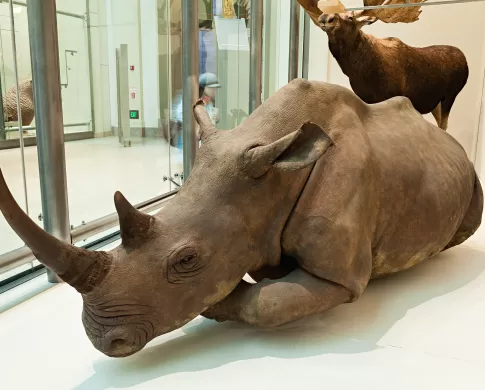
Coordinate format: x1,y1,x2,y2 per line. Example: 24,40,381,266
297,0,426,26
358,0,426,23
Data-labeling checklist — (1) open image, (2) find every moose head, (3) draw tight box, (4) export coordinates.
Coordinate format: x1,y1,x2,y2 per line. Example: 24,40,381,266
317,0,394,35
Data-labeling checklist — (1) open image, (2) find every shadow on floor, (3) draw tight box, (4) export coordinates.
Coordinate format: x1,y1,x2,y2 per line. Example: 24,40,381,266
75,245,485,389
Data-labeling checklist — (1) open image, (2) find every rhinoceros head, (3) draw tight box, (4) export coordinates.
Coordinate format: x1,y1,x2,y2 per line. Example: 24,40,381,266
0,87,333,358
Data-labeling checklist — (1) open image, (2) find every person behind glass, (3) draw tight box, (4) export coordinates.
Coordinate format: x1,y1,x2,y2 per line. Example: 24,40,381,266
170,72,221,150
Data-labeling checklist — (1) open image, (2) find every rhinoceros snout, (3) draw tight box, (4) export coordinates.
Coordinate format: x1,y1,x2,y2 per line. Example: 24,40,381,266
100,332,143,358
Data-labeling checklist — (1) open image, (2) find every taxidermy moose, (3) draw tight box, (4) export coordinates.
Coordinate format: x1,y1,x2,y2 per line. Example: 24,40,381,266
313,0,469,130
0,79,482,358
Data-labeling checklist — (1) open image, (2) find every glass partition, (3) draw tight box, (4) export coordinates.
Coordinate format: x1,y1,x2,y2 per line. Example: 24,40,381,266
0,1,36,281
0,0,298,282
159,0,254,186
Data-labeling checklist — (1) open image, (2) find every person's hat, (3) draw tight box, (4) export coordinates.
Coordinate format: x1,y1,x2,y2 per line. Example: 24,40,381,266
199,72,221,88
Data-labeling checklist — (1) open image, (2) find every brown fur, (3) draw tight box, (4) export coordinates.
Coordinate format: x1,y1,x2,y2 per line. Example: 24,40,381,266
319,13,469,130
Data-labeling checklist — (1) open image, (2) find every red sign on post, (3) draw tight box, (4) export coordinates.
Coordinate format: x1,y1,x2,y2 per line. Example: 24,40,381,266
130,65,135,71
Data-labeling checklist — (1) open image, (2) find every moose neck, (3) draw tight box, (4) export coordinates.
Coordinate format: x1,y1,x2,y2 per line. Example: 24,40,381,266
327,29,372,78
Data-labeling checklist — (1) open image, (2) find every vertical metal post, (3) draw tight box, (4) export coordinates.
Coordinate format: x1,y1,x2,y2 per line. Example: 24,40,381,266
0,72,5,141
302,10,310,80
249,0,263,114
288,0,300,81
85,0,96,133
116,44,131,147
9,0,29,215
27,0,71,283
182,0,199,179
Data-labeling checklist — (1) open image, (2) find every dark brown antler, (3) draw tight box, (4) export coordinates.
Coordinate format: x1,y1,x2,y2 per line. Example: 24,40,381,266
358,0,426,23
297,0,426,25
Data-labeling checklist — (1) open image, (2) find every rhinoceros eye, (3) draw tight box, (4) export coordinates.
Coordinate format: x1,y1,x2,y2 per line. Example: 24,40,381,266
165,247,203,284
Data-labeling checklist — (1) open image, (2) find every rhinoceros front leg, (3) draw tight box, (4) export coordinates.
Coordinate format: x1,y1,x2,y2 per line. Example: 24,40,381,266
202,268,351,328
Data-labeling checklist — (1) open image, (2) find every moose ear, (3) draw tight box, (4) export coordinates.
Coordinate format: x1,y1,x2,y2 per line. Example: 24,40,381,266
356,16,378,28
245,122,333,179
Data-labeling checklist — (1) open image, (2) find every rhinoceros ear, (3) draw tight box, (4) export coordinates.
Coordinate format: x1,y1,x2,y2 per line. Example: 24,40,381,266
245,122,333,178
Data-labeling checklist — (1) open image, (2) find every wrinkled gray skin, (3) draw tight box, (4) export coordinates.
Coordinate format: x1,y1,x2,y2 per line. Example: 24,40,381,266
0,79,482,359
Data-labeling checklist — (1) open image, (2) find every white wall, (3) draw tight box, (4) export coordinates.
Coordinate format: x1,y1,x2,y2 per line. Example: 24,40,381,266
106,0,161,131
87,0,112,136
139,0,160,129
106,0,141,129
308,3,485,159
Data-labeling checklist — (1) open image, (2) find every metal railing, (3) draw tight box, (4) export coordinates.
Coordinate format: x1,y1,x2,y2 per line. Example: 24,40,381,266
4,122,90,133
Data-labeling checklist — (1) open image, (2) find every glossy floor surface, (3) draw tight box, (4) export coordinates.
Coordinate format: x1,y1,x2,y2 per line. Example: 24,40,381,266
1,224,485,389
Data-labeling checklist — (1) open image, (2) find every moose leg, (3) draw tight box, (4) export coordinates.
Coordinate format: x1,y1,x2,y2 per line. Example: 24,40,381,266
439,93,459,131
202,268,351,328
440,113,449,131
431,103,442,128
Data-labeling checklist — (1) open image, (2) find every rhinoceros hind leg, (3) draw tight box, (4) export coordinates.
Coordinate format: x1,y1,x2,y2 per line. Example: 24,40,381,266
202,268,350,328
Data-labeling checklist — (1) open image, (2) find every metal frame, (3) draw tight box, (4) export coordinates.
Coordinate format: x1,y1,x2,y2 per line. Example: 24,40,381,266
0,130,93,150
9,0,29,216
182,0,199,179
249,0,263,113
85,0,95,133
115,44,131,147
3,121,90,133
288,0,300,81
0,75,4,140
302,8,310,80
27,0,71,283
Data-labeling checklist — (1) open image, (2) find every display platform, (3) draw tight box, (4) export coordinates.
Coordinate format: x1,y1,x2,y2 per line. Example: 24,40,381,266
1,231,484,389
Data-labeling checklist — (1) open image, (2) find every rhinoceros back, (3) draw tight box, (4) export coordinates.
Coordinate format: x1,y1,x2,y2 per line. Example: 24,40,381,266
367,98,480,278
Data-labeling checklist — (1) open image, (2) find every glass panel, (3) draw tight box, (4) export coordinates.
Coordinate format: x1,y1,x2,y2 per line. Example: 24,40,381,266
212,0,250,130
0,0,295,280
0,2,39,261
161,0,253,186
158,0,183,189
63,0,172,239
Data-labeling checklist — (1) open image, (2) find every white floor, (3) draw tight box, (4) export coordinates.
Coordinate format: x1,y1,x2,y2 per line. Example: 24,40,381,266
0,136,183,254
0,225,485,389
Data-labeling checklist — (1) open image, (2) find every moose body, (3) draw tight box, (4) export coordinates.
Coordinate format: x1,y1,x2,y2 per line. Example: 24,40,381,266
319,12,469,130
0,79,481,358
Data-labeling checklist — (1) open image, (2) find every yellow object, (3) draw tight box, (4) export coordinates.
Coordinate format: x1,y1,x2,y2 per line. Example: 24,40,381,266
222,0,236,18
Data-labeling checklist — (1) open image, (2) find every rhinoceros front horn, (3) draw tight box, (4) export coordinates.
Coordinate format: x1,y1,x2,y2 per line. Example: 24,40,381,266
0,169,112,293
